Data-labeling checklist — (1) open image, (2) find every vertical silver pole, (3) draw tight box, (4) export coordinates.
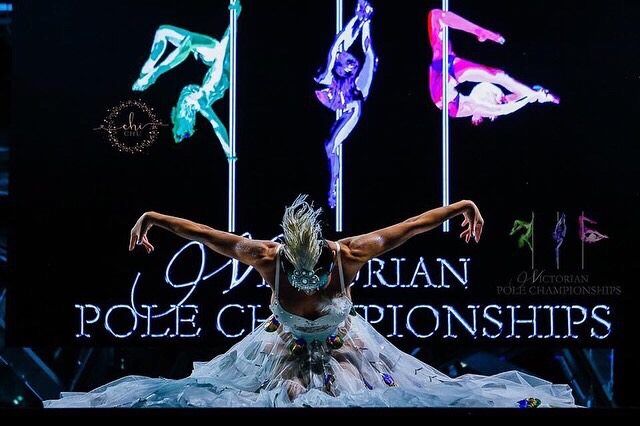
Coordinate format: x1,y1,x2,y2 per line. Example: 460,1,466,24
228,3,238,232
581,210,585,270
336,0,344,232
442,0,450,232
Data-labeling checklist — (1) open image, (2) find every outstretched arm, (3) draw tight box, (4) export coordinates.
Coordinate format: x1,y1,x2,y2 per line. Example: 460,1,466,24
129,211,275,267
316,0,373,86
315,16,363,86
355,20,376,98
340,200,484,265
215,0,241,63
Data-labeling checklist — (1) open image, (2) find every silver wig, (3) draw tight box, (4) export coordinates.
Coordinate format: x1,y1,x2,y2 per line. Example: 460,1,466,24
281,194,324,271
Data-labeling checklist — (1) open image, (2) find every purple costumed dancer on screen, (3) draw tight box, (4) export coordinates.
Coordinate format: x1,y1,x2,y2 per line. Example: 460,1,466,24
552,212,567,269
315,0,377,208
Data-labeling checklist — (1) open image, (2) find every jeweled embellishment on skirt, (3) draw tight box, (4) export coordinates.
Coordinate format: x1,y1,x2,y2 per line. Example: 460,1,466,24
324,374,335,386
289,338,307,356
264,317,280,332
381,373,396,387
324,374,336,388
326,334,344,349
517,397,541,408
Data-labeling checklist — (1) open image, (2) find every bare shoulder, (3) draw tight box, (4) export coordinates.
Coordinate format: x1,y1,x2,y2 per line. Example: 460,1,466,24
241,241,279,289
326,239,345,252
336,234,383,263
328,239,368,284
236,239,279,267
257,240,281,262
328,239,361,263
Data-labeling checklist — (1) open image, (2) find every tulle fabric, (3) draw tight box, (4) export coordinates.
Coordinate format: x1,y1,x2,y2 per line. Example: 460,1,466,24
44,314,576,408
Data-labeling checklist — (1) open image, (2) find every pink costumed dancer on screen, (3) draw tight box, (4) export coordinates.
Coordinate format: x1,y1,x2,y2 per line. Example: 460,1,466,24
428,9,559,125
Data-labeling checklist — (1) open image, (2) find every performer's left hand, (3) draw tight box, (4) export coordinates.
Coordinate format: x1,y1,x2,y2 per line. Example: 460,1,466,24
459,201,484,243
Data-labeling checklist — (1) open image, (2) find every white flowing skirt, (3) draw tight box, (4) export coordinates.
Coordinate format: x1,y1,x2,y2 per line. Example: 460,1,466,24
44,314,576,408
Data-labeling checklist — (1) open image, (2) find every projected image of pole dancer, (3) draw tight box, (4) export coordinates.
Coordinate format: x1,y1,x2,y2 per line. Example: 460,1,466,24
132,0,242,157
45,196,576,408
552,212,567,269
316,0,377,208
579,213,608,244
428,9,559,126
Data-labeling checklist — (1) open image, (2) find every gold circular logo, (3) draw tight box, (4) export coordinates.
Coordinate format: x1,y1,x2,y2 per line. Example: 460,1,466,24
95,99,168,154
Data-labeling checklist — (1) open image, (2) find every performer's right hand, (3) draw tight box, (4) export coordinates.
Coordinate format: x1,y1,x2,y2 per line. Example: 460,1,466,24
129,212,155,254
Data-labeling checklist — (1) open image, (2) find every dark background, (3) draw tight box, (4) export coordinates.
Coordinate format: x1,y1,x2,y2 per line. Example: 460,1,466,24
6,0,640,407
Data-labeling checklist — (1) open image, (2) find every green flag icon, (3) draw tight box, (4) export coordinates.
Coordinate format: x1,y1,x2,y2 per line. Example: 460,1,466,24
510,212,535,268
510,218,533,251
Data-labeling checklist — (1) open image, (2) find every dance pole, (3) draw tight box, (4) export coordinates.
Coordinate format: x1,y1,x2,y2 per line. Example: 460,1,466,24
441,0,450,232
228,2,238,232
335,0,344,232
581,210,585,270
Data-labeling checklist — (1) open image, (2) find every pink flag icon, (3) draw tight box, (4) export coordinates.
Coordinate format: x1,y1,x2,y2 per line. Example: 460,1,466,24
579,212,608,270
579,213,608,244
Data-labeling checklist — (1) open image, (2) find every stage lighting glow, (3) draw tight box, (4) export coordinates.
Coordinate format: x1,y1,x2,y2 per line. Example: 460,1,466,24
505,305,537,339
211,303,612,341
104,304,138,338
141,305,170,338
590,305,612,339
482,304,504,338
406,305,440,338
443,304,479,339
74,304,100,338
216,304,245,338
